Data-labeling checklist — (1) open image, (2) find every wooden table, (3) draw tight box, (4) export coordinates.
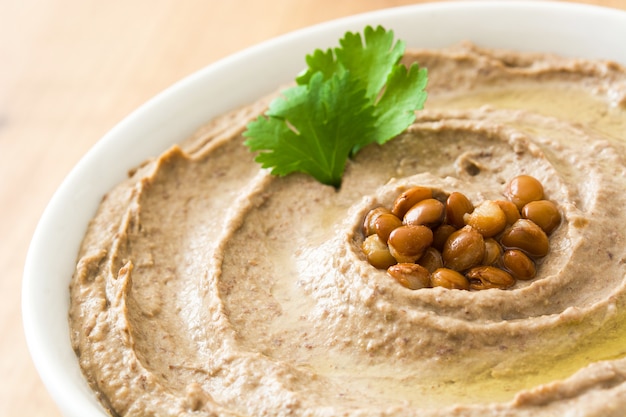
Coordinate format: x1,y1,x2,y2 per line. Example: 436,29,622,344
2,0,625,415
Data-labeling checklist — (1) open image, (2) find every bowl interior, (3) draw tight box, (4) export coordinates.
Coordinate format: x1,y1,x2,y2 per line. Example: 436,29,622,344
22,2,626,416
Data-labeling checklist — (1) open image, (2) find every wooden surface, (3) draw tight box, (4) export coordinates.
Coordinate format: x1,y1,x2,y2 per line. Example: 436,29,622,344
2,0,625,415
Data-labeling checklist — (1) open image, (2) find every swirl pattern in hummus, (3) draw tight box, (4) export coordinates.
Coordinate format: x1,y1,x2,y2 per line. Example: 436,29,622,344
70,43,626,416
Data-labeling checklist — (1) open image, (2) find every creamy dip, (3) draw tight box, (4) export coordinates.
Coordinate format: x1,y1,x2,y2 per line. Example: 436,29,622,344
69,43,626,416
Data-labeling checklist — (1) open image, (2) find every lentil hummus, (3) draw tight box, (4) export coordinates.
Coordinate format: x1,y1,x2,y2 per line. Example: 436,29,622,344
70,43,626,416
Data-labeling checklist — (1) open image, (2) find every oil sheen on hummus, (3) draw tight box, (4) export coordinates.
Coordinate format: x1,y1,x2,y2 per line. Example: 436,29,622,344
69,43,626,416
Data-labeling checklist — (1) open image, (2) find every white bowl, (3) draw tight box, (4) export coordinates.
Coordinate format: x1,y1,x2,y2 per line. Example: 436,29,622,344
22,2,626,416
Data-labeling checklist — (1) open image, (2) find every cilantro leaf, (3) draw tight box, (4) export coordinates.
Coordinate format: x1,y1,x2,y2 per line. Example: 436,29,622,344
244,25,428,188
296,26,405,100
296,48,341,85
334,25,406,99
374,62,428,143
245,72,375,188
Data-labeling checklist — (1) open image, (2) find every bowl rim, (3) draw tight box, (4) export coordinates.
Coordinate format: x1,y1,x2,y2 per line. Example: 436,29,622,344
22,1,626,416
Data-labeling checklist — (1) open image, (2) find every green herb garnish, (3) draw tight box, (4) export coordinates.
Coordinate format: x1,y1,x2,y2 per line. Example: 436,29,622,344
243,25,428,188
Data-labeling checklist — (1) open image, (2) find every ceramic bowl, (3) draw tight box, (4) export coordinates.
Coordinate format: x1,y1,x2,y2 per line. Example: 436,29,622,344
22,2,626,416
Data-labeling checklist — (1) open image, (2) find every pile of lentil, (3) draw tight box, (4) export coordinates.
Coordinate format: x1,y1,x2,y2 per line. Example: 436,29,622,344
361,175,561,290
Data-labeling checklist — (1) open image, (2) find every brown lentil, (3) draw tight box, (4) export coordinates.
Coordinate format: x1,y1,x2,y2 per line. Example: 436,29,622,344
403,198,445,228
521,199,561,235
495,200,521,225
387,263,431,290
417,247,444,273
432,224,456,252
431,268,470,290
361,234,397,269
504,175,544,210
500,219,550,257
360,175,560,291
502,249,536,280
392,186,432,218
388,225,433,263
373,212,402,242
463,200,507,238
363,207,391,236
482,238,503,266
445,192,474,229
442,225,485,271
466,266,515,290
